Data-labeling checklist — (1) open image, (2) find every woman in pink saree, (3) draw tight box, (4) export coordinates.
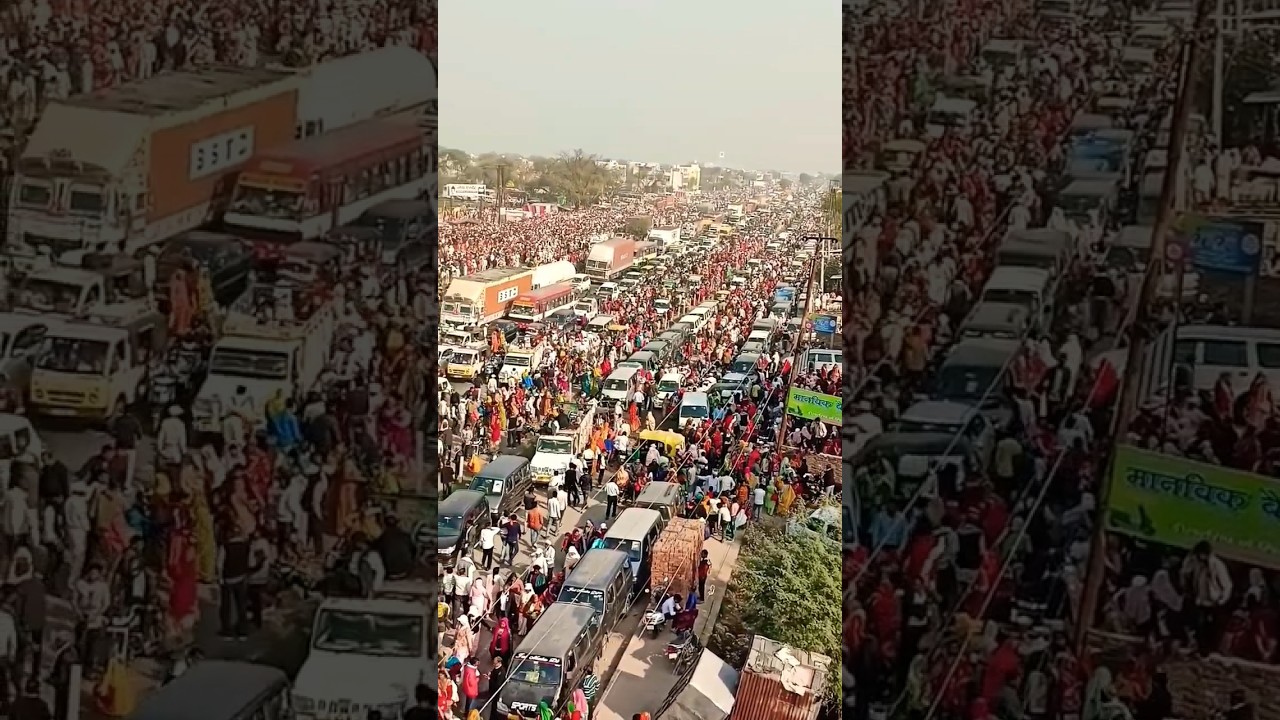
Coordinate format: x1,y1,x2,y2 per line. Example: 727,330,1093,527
379,398,414,462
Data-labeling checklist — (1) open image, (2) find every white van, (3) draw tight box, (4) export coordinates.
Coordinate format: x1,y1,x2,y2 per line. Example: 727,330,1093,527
1173,325,1280,396
805,348,843,373
678,313,704,331
572,274,592,291
597,282,620,300
602,366,641,405
926,96,978,138
499,347,544,382
678,391,711,426
655,371,684,402
980,266,1054,329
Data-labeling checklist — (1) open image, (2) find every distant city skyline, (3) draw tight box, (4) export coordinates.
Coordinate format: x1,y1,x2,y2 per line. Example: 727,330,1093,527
438,0,839,174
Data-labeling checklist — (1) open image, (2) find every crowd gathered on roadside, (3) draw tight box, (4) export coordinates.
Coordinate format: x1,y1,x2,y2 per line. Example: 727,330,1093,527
436,193,843,719
0,0,434,147
838,0,1280,717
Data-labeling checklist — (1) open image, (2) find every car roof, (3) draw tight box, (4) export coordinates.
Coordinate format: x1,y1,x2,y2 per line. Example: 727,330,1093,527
564,548,629,591
439,489,486,514
604,508,662,540
475,455,528,478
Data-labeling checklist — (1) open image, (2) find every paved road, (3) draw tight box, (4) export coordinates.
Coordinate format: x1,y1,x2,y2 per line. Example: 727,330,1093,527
593,532,740,720
445,471,654,716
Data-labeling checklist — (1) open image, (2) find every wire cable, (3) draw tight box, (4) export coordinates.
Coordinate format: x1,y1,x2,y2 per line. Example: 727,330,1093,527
466,232,819,718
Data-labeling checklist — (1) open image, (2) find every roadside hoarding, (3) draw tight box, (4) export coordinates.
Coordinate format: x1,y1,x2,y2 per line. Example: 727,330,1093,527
1106,445,1280,568
1178,214,1264,275
785,388,841,425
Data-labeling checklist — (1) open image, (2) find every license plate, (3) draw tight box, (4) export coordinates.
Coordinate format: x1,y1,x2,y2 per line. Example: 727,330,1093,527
45,407,75,417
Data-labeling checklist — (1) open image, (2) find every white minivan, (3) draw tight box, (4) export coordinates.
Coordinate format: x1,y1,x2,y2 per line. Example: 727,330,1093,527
656,371,684,402
1173,325,1280,397
805,348,843,373
602,366,641,405
678,391,711,426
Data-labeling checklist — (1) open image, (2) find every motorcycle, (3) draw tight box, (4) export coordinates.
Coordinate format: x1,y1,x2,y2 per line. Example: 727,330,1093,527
643,610,667,638
665,630,700,672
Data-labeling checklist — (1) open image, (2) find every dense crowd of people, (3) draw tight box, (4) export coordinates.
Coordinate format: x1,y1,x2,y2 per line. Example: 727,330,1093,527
436,193,841,719
0,0,435,150
845,0,1020,169
835,0,1280,718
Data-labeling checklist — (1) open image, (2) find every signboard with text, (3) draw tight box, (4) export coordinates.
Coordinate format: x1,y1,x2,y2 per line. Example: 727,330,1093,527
1106,445,1280,568
785,388,841,425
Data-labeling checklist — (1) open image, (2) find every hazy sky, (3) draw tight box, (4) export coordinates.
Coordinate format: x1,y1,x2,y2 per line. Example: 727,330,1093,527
438,0,839,173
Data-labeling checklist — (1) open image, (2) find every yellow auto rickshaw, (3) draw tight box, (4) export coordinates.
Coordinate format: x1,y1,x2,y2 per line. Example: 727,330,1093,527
638,429,686,459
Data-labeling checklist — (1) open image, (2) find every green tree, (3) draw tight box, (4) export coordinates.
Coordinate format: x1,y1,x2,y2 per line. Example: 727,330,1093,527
799,173,814,187
708,526,842,704
779,178,793,192
619,215,652,239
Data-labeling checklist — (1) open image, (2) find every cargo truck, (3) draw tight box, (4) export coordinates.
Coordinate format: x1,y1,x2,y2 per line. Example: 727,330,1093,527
10,66,299,257
648,227,682,249
584,238,636,282
441,266,536,326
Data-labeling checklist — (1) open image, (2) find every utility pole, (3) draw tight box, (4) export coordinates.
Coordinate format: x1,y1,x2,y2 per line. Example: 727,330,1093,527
1212,0,1226,143
1075,0,1210,653
775,236,832,447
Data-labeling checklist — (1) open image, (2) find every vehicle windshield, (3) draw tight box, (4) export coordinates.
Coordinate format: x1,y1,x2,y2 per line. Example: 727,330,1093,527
731,359,755,374
604,378,630,392
681,403,709,419
937,364,1003,400
35,337,111,375
452,351,479,364
657,380,680,393
438,514,464,533
229,185,305,219
1056,193,1105,215
209,348,290,381
470,475,508,497
509,657,563,688
18,279,82,314
536,437,573,454
311,610,423,657
982,289,1037,307
558,586,605,614
575,301,594,311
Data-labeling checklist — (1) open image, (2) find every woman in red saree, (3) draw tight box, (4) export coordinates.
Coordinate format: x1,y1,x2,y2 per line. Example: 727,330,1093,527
379,398,414,462
166,508,200,636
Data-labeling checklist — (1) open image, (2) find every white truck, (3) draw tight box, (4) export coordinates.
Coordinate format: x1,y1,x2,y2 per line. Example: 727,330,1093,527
531,401,595,486
292,591,433,720
191,286,336,434
647,226,683,250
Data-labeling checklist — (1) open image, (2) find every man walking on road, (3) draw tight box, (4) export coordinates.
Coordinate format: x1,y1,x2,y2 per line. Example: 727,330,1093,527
501,514,521,564
604,477,619,520
479,523,498,569
565,463,580,507
547,491,563,534
526,505,545,547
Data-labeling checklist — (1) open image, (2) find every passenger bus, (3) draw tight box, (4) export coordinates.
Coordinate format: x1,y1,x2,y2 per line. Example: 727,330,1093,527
507,283,580,324
222,115,432,245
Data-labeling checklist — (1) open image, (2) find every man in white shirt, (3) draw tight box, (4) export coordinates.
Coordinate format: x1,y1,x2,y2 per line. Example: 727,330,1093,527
604,479,620,520
546,492,563,534
156,405,188,465
478,524,499,569
659,592,681,620
752,485,766,519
